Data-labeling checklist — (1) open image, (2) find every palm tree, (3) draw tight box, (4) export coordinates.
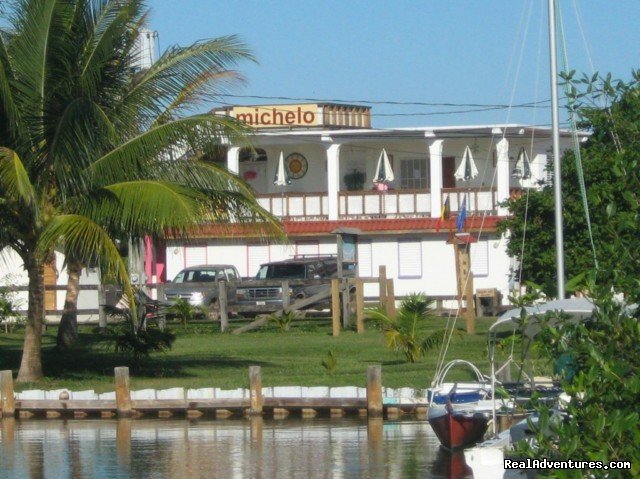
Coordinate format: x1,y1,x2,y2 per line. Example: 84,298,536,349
0,0,279,382
366,293,448,363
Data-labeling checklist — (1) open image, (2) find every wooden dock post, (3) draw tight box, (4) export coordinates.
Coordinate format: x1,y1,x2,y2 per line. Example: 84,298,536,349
281,280,290,311
218,280,228,332
114,367,132,418
0,370,15,418
385,278,396,318
378,265,387,311
331,279,341,336
248,366,263,416
367,365,383,417
98,285,107,329
356,279,365,333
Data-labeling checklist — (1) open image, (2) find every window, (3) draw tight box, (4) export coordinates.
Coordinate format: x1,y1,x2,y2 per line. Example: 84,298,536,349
398,240,422,278
184,245,207,267
358,240,372,277
400,158,429,189
471,240,489,277
295,240,319,257
247,244,270,277
224,267,238,280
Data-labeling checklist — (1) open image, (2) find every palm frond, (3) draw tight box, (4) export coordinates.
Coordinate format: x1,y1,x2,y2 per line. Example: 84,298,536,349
85,114,249,186
123,35,255,126
101,180,208,234
0,147,36,207
38,214,126,281
0,33,25,144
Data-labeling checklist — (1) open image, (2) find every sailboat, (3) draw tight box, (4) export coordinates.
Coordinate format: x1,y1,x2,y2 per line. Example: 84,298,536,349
463,1,596,476
428,0,570,453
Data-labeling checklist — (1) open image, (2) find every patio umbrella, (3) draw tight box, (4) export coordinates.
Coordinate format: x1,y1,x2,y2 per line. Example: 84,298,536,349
373,148,395,185
274,151,291,187
274,151,290,217
454,146,479,182
512,147,532,180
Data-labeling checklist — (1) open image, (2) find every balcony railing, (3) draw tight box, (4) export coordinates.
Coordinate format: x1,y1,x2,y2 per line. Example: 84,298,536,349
339,189,431,218
256,187,507,220
441,187,497,215
257,192,329,220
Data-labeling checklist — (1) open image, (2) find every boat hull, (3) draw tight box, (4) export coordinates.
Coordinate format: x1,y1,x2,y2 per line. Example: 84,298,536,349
428,406,489,450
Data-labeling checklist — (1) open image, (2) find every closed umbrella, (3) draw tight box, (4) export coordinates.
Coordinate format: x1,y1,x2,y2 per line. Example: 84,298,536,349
274,151,291,187
454,146,479,182
512,147,532,180
274,151,290,217
373,148,395,186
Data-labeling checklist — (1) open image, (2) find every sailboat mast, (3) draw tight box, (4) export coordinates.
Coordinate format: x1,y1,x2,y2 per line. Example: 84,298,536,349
548,0,565,299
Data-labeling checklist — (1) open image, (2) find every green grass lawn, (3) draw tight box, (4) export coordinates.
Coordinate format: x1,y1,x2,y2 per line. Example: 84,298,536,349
0,316,550,392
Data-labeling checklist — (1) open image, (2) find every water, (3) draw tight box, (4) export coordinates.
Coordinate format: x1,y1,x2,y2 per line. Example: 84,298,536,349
0,417,473,479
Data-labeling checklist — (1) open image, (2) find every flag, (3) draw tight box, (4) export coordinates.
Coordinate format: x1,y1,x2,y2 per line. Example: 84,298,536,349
456,195,467,232
435,195,450,232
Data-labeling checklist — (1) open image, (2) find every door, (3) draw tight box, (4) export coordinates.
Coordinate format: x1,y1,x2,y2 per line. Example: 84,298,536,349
442,156,456,188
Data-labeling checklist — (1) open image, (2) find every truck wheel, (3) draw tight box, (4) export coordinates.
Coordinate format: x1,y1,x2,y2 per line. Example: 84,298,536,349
208,300,220,322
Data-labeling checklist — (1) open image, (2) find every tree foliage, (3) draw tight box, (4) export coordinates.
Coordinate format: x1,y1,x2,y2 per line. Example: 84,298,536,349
0,0,280,381
498,70,640,298
504,71,640,477
515,288,640,478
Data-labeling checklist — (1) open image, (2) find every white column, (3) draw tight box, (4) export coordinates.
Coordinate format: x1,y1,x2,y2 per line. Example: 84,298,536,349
326,143,341,220
227,146,240,175
428,139,444,218
496,138,510,215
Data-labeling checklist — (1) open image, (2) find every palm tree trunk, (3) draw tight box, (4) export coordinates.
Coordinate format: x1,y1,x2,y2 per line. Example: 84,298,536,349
17,256,45,383
56,261,83,350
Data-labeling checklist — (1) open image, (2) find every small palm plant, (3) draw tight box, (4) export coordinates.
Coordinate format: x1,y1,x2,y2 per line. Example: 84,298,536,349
167,299,206,325
366,293,447,363
321,349,338,376
269,310,296,331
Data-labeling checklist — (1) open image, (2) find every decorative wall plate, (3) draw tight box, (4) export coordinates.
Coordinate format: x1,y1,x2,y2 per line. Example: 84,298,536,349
286,152,308,179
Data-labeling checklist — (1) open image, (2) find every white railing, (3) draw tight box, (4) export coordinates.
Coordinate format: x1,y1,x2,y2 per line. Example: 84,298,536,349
339,189,431,218
256,187,509,221
257,192,329,220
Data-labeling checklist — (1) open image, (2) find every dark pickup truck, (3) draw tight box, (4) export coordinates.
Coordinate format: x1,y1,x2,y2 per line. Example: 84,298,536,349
236,256,356,311
163,265,240,313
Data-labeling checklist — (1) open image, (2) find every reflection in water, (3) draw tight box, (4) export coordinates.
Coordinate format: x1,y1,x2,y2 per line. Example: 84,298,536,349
0,417,473,479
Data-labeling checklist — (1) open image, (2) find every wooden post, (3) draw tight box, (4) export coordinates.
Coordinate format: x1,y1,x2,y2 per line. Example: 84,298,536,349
378,265,387,311
0,370,15,418
218,280,228,333
356,279,365,333
459,245,475,334
341,279,351,328
367,365,383,417
248,366,263,415
331,279,341,336
116,418,132,466
281,280,290,311
114,367,132,418
98,285,107,329
385,278,396,318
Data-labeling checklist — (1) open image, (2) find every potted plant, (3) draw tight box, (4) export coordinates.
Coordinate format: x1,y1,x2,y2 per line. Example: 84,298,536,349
344,169,366,191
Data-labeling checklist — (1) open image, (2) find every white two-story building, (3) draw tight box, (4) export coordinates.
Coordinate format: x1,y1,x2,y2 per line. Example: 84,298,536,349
147,102,579,304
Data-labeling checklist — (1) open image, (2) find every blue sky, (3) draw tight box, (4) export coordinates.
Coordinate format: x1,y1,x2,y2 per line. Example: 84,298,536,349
149,1,639,128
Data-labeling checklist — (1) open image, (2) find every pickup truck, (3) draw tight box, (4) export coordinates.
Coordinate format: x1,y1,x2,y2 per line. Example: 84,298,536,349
163,264,240,316
236,256,356,312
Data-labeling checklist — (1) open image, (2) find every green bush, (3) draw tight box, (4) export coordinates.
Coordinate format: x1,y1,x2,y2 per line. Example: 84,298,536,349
516,293,640,478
